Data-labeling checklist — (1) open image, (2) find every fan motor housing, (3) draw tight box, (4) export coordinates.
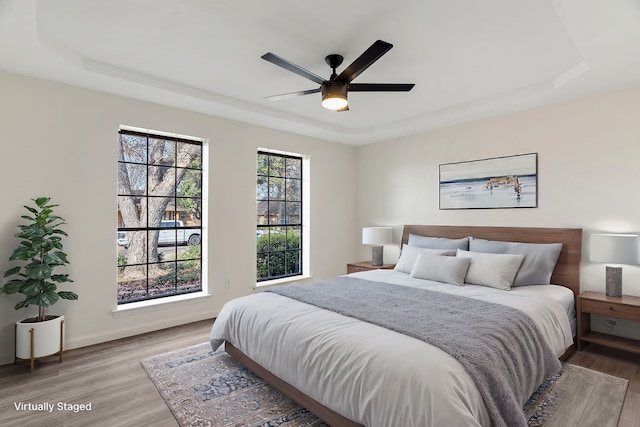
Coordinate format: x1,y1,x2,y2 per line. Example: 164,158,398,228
322,80,348,98
321,80,348,109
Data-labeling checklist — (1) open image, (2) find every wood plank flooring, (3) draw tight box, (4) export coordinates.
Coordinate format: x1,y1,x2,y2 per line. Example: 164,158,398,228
0,318,214,427
1,320,638,427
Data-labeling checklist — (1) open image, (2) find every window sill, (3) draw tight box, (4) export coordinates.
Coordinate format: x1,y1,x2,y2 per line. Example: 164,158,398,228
112,292,212,318
254,275,312,290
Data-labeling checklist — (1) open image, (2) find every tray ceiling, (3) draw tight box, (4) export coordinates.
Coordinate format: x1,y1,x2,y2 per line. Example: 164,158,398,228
1,0,639,145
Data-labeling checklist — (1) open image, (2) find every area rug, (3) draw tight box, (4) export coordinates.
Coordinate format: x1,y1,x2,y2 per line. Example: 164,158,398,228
142,343,628,427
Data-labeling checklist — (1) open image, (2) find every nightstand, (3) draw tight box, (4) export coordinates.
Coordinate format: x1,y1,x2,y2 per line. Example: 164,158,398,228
577,291,640,355
347,261,395,274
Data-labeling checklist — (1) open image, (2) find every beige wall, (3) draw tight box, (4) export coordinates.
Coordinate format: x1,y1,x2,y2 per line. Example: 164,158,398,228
355,85,640,339
0,71,358,364
3,68,640,363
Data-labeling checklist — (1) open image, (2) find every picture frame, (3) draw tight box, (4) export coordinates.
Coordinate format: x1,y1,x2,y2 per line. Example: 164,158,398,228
439,153,538,209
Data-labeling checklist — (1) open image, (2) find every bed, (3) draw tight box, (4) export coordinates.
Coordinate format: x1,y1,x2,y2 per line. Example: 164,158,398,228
210,225,582,427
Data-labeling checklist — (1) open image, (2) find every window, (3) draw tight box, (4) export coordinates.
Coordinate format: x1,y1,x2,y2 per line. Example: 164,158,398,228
117,129,203,304
256,150,303,281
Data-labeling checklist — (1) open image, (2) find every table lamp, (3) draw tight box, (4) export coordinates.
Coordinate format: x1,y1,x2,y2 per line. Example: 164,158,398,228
590,233,639,297
362,227,392,266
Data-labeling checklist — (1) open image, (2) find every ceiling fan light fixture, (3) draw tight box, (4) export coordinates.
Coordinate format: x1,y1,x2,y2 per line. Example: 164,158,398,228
321,81,348,110
263,40,414,112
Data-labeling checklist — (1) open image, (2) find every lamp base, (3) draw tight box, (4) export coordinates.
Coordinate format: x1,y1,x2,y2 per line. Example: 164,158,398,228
605,266,622,297
371,246,384,266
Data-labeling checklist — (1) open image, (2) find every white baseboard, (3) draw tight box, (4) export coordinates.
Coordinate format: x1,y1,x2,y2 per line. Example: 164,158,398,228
66,312,214,350
0,312,215,367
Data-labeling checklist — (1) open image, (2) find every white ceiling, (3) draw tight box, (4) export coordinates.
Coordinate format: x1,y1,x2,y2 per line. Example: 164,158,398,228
1,0,639,145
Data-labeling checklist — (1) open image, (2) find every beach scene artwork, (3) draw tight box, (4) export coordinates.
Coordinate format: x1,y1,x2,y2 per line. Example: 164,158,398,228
439,153,537,209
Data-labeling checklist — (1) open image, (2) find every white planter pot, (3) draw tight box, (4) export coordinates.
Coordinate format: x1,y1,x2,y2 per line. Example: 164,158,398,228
15,315,65,371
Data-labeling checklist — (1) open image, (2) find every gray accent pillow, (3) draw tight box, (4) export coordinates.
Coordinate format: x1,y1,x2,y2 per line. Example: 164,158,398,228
408,234,469,250
468,237,563,286
410,253,471,286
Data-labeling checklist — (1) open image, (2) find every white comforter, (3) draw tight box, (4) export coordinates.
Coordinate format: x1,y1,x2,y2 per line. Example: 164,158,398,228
210,270,574,427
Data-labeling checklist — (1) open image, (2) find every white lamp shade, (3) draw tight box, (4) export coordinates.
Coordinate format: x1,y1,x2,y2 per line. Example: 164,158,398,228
590,233,640,264
362,227,392,245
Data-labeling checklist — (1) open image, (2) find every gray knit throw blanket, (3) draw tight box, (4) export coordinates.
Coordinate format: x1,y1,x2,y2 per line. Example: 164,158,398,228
266,276,561,427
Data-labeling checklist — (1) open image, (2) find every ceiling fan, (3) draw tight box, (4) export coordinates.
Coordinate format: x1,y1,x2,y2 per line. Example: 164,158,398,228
261,40,415,111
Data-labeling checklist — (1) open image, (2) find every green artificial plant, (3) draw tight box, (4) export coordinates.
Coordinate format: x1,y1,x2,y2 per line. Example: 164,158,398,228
1,197,77,321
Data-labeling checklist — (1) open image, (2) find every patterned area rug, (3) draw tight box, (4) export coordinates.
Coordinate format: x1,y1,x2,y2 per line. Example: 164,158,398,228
142,343,628,427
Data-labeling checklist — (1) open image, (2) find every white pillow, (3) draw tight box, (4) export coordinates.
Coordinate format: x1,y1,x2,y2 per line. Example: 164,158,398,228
410,253,471,286
394,245,453,274
456,249,525,290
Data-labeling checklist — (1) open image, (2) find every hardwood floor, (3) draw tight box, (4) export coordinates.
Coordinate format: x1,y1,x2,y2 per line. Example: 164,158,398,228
1,320,639,427
0,318,214,427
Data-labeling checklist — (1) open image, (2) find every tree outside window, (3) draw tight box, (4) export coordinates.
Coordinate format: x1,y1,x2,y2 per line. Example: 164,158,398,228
117,130,203,303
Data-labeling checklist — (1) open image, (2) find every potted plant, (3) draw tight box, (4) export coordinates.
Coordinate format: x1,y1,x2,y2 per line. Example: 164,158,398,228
1,197,77,371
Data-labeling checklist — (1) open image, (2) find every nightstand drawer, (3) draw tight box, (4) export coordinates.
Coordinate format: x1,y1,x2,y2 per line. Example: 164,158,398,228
581,299,640,321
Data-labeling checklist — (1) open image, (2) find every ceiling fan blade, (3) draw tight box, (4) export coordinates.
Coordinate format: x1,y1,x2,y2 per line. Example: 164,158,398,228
348,83,415,92
337,40,393,83
266,88,321,101
261,53,326,85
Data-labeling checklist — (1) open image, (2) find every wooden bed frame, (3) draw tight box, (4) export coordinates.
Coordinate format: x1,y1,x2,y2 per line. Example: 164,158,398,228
227,225,583,427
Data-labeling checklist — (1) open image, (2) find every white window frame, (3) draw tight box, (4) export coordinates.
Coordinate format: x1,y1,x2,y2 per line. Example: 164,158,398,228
115,125,208,313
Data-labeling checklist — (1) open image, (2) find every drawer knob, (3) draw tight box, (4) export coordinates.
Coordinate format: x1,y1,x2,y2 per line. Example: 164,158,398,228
610,306,614,311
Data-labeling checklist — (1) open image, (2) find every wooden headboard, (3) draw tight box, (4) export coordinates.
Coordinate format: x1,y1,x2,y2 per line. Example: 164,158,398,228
401,225,583,297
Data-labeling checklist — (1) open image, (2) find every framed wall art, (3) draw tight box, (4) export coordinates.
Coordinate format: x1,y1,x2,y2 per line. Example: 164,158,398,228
439,153,537,209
